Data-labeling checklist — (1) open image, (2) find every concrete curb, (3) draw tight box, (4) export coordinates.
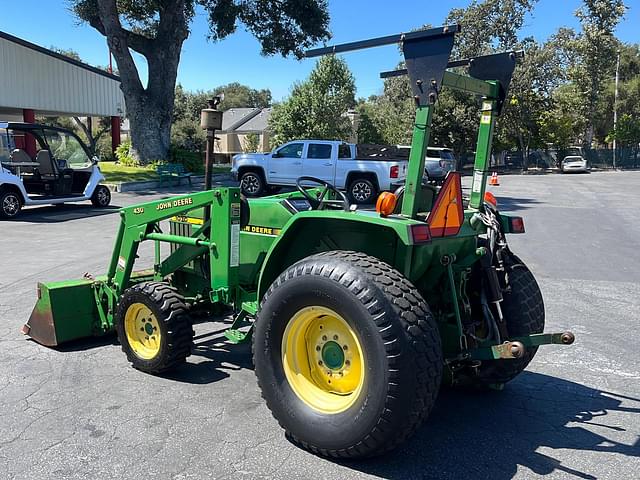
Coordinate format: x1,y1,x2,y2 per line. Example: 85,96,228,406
104,173,233,192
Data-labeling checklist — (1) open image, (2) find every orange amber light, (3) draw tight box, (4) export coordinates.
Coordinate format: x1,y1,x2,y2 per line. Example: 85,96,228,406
376,192,397,216
484,191,498,207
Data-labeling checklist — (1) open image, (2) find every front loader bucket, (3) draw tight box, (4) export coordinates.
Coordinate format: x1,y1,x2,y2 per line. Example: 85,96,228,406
23,279,101,347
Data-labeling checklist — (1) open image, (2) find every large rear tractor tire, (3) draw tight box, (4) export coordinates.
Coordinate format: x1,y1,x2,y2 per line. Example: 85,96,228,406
253,251,443,459
469,254,545,387
116,282,194,374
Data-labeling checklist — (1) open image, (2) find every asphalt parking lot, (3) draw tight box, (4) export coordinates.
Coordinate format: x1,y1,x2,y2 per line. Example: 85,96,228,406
1,171,639,479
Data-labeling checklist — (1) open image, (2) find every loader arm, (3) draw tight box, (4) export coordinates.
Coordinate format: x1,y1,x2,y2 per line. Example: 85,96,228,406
104,188,242,305
25,187,242,346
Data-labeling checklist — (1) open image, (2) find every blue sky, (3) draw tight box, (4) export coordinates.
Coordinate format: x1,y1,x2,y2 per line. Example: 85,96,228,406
1,1,638,101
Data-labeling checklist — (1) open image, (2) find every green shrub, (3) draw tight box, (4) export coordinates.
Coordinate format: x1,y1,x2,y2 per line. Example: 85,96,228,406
170,147,204,173
95,135,116,162
115,140,137,166
243,133,260,153
171,118,206,152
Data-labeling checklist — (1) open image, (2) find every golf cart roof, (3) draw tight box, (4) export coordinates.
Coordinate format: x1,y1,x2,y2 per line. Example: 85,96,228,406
0,122,74,133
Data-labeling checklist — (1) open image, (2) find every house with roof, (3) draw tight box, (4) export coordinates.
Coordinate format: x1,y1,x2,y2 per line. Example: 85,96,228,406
215,107,271,158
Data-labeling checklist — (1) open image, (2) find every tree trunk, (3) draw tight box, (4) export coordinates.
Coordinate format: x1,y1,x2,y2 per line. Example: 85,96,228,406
517,133,527,170
127,93,174,161
585,124,594,149
73,117,96,153
93,0,188,165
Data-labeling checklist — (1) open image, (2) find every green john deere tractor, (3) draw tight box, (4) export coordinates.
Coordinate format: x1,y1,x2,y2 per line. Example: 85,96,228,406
24,25,575,458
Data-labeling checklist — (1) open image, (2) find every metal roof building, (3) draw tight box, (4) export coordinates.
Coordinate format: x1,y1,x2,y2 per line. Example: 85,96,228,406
0,30,124,149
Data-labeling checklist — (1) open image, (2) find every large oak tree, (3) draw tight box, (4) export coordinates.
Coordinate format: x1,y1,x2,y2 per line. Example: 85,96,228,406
72,0,330,163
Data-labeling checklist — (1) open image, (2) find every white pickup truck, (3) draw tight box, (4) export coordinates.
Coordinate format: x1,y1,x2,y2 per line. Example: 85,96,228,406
231,140,408,204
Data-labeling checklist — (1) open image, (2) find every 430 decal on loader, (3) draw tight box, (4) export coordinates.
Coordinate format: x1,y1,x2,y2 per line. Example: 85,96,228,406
24,25,575,459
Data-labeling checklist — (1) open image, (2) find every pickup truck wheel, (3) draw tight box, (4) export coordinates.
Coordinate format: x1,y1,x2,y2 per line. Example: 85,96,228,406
348,178,377,204
240,171,265,197
0,190,23,219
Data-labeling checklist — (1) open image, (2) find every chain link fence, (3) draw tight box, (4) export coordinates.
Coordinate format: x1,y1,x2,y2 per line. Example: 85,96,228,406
459,146,640,171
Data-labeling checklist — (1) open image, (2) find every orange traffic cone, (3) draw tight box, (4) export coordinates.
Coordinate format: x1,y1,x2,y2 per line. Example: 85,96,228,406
489,172,500,186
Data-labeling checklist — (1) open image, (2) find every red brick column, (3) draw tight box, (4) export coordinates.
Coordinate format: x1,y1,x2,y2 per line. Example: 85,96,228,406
111,116,121,153
22,109,37,158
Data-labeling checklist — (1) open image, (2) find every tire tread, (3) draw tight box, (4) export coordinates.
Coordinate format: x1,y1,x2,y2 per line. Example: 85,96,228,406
116,281,194,373
253,250,442,458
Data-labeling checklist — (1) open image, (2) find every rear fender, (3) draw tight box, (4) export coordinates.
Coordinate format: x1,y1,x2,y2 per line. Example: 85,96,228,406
256,212,416,300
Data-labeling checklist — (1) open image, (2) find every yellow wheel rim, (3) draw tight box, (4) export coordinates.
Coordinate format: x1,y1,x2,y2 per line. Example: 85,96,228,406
124,302,162,360
282,306,365,414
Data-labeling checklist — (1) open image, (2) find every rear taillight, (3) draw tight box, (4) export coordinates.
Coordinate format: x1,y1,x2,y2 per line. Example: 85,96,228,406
409,224,431,244
390,165,399,178
510,217,525,233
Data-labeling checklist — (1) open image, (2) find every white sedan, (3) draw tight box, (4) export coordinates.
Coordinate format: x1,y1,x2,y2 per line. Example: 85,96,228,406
561,155,590,173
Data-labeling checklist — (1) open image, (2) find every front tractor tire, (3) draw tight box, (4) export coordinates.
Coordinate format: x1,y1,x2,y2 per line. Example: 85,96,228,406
116,282,194,374
253,251,443,459
469,254,545,387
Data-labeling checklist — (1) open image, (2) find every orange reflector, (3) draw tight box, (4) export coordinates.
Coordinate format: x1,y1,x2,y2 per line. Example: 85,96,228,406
376,192,397,216
427,172,464,237
484,191,498,208
510,216,525,233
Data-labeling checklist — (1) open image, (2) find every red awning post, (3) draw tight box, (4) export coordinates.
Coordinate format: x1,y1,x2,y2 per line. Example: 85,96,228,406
111,116,121,153
22,109,37,158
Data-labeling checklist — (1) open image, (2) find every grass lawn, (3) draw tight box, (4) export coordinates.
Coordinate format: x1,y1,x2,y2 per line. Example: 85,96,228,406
99,162,230,183
99,162,158,182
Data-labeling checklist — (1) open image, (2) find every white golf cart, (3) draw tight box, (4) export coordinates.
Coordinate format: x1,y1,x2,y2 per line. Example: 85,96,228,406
0,122,111,219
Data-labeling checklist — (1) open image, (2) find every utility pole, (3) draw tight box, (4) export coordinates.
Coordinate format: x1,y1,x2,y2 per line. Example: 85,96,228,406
613,49,621,170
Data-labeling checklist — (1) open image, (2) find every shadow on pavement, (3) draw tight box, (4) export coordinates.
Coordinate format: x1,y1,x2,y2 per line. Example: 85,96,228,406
165,327,254,385
10,204,120,223
490,195,542,211
341,371,640,480
52,332,119,351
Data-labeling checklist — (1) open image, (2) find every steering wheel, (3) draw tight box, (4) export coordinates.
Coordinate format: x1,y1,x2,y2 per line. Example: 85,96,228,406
295,176,349,210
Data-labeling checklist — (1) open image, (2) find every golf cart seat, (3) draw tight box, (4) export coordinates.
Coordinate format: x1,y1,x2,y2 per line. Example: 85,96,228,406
10,148,32,163
35,150,58,179
8,149,35,177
